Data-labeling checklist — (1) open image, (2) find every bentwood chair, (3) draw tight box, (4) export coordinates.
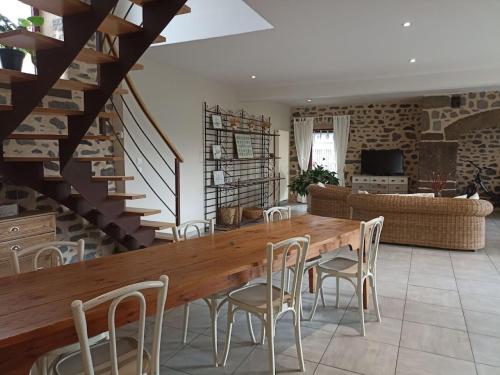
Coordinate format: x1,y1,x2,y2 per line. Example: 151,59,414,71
309,217,384,336
174,219,256,366
220,235,310,374
54,275,169,375
263,207,325,317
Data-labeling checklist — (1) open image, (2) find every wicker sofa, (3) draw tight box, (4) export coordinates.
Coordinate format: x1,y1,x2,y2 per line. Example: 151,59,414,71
308,184,494,251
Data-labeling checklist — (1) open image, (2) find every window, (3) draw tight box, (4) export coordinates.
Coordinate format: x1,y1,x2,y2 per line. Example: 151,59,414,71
312,130,336,172
2,0,36,74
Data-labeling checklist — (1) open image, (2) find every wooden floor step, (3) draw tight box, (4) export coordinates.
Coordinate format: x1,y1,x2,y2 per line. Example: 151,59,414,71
124,207,161,216
3,156,58,162
76,48,117,64
19,0,90,16
71,192,146,200
45,175,134,182
99,14,141,36
0,29,62,51
155,231,176,241
82,135,114,141
129,1,191,15
131,63,144,71
7,133,67,140
141,220,175,230
0,105,115,119
74,156,123,162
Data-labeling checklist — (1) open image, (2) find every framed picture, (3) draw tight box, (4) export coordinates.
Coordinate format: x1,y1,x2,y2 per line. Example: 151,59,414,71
212,114,223,129
212,145,222,159
234,133,254,159
213,170,225,185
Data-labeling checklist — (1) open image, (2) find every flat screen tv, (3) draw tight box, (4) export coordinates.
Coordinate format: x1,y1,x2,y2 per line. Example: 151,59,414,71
361,149,404,176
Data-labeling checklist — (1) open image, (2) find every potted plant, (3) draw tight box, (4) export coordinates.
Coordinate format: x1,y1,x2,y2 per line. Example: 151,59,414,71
289,164,339,203
0,14,44,71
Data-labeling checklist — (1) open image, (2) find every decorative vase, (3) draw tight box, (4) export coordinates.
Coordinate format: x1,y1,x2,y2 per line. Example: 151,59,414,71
0,49,26,71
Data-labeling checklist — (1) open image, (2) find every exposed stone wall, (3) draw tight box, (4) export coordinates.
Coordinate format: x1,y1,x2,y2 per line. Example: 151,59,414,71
290,103,421,194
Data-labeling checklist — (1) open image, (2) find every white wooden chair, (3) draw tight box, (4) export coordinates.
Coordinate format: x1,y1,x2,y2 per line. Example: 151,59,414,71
220,235,310,374
10,240,85,274
174,219,256,366
263,206,325,317
262,206,291,223
309,217,384,336
53,275,169,375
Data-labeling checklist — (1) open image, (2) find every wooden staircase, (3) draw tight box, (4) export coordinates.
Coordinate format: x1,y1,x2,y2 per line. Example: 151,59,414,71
0,0,188,249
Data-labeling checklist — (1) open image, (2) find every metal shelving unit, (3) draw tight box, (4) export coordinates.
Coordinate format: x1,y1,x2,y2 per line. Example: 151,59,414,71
203,103,282,230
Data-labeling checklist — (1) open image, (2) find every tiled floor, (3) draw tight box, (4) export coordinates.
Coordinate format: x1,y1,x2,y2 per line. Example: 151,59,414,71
120,210,500,375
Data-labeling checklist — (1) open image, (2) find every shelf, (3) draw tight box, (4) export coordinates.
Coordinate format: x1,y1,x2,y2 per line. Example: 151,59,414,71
206,157,280,162
0,29,63,51
208,127,277,137
208,177,284,190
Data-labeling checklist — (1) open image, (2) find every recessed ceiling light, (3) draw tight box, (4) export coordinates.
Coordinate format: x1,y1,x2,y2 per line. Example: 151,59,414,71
307,99,312,102
402,21,412,28
251,75,256,79
409,58,416,63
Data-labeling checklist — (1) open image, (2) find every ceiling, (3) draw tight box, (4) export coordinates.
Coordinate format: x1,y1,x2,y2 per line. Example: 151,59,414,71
145,0,500,105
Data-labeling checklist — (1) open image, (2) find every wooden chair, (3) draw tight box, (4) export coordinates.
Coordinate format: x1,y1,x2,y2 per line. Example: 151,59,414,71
309,217,384,335
174,219,255,366
53,275,169,375
10,240,85,274
220,235,310,374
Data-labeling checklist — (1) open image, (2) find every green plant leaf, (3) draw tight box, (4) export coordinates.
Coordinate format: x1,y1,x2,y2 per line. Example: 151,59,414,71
27,16,44,27
288,164,339,196
17,18,30,29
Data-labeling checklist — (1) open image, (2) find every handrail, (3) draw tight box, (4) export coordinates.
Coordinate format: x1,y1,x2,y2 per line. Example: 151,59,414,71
104,34,184,163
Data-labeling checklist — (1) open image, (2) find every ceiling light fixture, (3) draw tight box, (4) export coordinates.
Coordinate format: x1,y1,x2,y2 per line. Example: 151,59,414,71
402,21,412,28
409,58,416,63
251,75,256,79
307,99,312,102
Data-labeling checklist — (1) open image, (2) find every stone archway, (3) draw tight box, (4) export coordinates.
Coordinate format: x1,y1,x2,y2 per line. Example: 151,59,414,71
445,109,500,140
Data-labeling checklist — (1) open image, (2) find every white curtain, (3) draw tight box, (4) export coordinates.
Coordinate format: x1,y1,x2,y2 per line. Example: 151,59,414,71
333,115,351,186
293,117,314,172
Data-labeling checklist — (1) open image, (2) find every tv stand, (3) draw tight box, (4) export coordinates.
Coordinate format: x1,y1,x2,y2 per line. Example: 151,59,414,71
352,175,408,194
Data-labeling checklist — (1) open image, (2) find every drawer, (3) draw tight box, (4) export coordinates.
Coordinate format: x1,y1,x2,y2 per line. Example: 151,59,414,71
388,177,408,185
0,213,56,242
369,177,388,184
370,185,389,193
0,232,56,276
352,183,370,192
388,185,408,193
353,176,370,183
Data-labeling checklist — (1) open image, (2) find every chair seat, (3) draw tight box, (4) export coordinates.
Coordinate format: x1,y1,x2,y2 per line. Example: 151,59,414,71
54,337,150,375
228,283,292,311
209,283,247,300
317,256,359,275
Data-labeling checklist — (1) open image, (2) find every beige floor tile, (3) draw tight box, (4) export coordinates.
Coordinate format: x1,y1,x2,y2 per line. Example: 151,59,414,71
456,278,500,298
396,347,476,375
408,272,457,291
464,310,500,338
410,263,454,277
411,248,451,258
314,364,358,374
233,348,317,375
476,364,500,375
400,321,473,361
406,285,461,308
321,336,398,375
470,333,500,367
336,316,402,346
378,296,405,320
377,280,408,299
460,293,500,315
404,301,466,330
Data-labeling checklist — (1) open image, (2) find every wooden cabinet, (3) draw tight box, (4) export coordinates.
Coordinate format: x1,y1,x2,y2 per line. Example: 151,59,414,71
0,212,56,277
352,175,408,194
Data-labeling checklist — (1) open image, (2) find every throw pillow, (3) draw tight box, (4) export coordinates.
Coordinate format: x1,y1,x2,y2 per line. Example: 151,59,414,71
454,194,467,199
317,182,326,188
469,193,480,200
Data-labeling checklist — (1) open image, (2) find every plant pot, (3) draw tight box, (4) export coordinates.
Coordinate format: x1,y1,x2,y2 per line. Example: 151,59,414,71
297,194,307,203
0,49,26,71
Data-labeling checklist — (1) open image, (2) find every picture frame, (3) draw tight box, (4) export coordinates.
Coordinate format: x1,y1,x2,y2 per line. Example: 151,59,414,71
213,170,225,185
212,114,223,129
212,145,222,160
234,133,254,159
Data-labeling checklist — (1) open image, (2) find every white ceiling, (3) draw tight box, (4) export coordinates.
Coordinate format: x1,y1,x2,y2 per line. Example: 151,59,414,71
144,0,500,105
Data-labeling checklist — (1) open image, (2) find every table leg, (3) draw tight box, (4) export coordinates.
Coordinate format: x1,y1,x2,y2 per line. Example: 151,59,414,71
308,267,316,293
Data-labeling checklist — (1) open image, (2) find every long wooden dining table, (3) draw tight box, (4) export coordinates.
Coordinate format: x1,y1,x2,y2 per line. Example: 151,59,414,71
0,214,361,374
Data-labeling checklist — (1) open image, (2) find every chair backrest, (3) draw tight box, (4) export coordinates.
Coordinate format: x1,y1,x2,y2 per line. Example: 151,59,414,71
358,216,384,275
266,235,310,315
172,219,214,242
262,206,292,223
10,239,85,274
70,275,169,375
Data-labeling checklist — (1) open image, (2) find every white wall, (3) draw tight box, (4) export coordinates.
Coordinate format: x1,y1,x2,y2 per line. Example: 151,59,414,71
123,57,290,225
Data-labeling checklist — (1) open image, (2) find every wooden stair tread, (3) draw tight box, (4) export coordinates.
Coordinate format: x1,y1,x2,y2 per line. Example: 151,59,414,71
99,14,141,36
114,88,129,95
130,1,191,15
124,207,161,216
71,192,146,200
131,63,144,71
141,220,175,230
3,156,58,162
74,156,123,162
0,68,35,84
45,175,134,182
19,0,90,16
76,48,117,64
0,105,116,118
0,29,63,51
154,231,176,241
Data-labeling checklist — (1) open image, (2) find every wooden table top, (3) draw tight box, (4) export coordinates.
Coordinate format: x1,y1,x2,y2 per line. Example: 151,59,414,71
0,215,360,373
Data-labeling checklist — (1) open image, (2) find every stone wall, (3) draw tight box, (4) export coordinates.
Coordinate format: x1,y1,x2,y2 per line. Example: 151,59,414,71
290,103,421,194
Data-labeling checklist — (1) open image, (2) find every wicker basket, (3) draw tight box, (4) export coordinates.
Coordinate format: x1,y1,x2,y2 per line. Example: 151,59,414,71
243,207,263,220
219,206,243,225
